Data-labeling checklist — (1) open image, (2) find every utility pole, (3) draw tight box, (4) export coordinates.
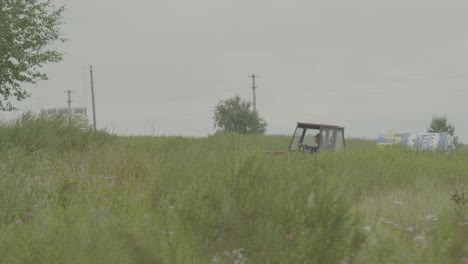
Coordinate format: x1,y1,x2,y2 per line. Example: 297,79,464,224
90,65,97,130
249,74,259,112
65,89,74,125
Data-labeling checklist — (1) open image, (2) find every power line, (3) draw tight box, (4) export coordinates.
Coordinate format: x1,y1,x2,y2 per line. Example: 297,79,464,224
99,65,237,84
261,82,467,96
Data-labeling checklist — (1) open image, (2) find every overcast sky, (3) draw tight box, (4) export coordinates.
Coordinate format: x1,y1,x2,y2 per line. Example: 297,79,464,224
4,0,468,142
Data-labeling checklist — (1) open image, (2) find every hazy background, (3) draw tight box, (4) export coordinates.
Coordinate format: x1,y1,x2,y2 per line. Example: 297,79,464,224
3,0,468,142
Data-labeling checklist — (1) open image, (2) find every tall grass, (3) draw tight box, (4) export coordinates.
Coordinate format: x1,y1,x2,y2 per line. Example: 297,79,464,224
0,112,114,153
0,115,466,263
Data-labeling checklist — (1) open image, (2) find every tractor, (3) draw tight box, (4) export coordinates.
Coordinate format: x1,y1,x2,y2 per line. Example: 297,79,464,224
289,122,346,153
266,122,346,155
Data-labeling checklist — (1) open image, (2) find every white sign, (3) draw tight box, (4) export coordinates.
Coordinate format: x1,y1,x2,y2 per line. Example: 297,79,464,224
406,133,440,150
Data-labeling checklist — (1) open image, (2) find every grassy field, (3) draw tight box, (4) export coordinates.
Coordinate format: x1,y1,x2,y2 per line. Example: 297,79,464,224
0,113,467,264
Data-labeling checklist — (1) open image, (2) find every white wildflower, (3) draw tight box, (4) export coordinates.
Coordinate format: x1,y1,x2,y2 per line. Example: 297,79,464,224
211,255,221,264
413,233,428,245
232,248,246,264
423,214,437,221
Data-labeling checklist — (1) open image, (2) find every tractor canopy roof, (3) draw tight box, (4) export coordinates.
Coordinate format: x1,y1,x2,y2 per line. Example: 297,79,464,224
296,122,345,130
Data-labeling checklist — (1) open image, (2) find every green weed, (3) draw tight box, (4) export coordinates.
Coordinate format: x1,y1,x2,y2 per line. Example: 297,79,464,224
0,115,467,263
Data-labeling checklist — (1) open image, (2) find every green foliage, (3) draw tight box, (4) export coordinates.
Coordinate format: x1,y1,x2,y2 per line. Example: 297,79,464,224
427,212,468,264
428,115,459,146
0,111,115,153
0,0,66,110
0,129,467,263
213,95,267,134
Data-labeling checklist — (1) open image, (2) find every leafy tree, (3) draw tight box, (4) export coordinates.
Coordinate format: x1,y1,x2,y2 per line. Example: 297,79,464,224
0,0,66,111
427,115,459,145
213,95,267,134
